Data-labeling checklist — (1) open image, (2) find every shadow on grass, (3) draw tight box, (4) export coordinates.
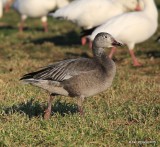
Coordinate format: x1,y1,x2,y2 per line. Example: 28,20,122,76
146,50,160,58
0,25,15,30
3,98,78,118
134,49,160,58
31,30,81,46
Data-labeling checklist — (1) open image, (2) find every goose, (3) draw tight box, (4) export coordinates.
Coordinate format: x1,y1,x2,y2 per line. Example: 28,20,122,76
90,0,158,66
13,0,69,32
2,0,13,12
20,32,123,120
52,0,144,45
0,0,12,17
0,0,3,18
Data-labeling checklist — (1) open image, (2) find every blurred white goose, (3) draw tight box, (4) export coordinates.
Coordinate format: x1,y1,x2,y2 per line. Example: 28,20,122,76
0,0,13,17
13,0,69,32
0,1,3,18
52,0,143,45
3,0,13,12
90,0,158,66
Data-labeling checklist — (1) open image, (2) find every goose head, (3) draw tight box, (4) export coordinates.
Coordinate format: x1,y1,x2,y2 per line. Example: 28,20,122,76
93,32,123,49
92,32,123,60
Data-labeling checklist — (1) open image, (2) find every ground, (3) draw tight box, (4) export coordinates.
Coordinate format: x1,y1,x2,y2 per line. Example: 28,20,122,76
0,1,160,146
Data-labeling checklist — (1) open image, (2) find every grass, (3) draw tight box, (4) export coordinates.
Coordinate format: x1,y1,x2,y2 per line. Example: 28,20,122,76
0,1,160,146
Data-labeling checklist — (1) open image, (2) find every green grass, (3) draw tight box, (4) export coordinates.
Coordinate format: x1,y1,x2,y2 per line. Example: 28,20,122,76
0,1,160,146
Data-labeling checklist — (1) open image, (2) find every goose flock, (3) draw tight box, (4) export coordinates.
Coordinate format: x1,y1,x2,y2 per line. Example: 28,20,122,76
0,0,158,118
90,0,158,66
13,0,69,32
52,0,144,45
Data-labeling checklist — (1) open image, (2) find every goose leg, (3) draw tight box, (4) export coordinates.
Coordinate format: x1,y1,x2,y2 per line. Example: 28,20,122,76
77,96,85,115
129,50,142,66
5,3,10,13
81,36,87,45
19,15,27,32
4,0,12,13
44,94,54,120
109,47,116,58
41,16,48,32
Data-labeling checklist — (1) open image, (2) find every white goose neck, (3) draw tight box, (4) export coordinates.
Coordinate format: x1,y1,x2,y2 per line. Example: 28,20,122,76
143,0,158,20
112,0,127,11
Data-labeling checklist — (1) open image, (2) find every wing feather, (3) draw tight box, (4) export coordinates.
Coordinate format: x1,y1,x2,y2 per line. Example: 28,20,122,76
21,58,96,82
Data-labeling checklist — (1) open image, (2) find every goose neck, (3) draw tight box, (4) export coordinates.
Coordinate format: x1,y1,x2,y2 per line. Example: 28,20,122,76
143,0,158,20
92,44,110,67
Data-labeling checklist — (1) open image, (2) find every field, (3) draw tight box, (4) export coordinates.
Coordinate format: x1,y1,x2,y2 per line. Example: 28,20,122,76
0,1,160,147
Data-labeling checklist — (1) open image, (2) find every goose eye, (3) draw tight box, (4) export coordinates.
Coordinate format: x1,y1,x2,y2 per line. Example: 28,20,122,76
104,36,107,38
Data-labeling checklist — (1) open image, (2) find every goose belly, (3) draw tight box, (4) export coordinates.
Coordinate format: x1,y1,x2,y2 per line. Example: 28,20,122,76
15,0,56,17
63,74,113,97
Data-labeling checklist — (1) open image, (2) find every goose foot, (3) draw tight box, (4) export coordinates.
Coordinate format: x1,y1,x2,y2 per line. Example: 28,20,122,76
19,25,24,33
44,109,51,120
129,50,142,67
133,62,142,67
44,95,54,120
78,106,84,115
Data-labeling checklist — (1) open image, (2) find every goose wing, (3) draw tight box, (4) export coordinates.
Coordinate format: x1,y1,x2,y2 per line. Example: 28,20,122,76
21,58,97,82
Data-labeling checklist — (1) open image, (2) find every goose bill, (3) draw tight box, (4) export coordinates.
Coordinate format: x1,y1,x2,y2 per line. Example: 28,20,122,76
112,40,123,46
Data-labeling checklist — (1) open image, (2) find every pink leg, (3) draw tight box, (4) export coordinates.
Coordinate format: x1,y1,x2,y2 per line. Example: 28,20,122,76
42,21,48,32
109,47,116,58
129,50,142,66
81,36,87,45
19,20,24,32
77,96,85,115
5,5,9,13
5,2,10,13
44,95,54,120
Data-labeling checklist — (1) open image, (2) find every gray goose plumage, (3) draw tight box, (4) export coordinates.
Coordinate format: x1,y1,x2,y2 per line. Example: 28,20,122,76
20,32,123,119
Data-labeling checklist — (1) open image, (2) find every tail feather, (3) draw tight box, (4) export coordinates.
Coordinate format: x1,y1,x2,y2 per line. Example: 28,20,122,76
20,78,40,84
21,78,60,87
80,26,99,37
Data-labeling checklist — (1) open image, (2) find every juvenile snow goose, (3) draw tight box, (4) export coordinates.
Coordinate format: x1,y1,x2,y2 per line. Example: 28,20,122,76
13,0,69,32
90,0,158,66
20,32,123,120
52,0,143,45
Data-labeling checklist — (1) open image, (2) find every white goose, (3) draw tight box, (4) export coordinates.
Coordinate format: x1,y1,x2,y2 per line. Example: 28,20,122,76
0,0,3,18
3,0,13,12
52,0,143,45
13,0,69,32
0,0,13,17
90,0,158,66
